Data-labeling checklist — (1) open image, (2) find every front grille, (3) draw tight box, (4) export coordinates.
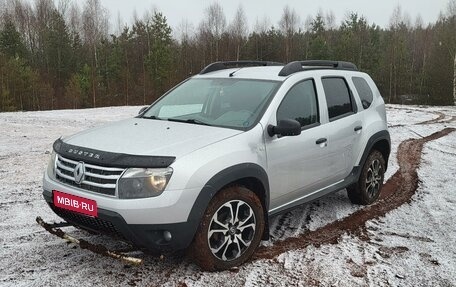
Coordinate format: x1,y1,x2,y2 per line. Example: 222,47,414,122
50,205,124,238
55,155,124,196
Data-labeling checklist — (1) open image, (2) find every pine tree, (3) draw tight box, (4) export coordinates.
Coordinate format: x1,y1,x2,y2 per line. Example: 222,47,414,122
146,12,173,99
0,18,27,59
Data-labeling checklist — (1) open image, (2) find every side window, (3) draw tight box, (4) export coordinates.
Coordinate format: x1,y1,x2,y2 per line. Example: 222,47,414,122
322,77,353,120
277,80,319,127
352,77,374,109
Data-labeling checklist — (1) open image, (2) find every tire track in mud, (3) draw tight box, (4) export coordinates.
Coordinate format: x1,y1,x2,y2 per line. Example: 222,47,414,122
253,127,456,260
270,207,313,241
416,111,446,125
388,109,448,128
270,212,293,240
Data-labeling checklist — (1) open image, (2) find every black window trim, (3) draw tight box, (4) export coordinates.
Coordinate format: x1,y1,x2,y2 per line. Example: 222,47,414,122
351,76,373,110
321,76,358,122
276,77,321,131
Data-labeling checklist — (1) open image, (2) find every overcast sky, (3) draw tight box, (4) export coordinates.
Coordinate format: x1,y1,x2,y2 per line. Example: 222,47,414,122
98,0,450,33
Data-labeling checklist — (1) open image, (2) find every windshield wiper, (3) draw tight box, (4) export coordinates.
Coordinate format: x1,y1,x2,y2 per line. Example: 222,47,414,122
167,118,211,126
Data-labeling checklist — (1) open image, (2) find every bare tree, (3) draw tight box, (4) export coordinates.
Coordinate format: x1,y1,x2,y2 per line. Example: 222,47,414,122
68,2,81,36
0,0,5,20
414,14,424,29
447,0,456,17
176,19,194,44
388,5,417,102
196,20,210,64
325,10,336,30
389,5,410,29
205,2,226,60
57,0,70,17
446,0,456,104
253,16,270,34
304,15,313,32
279,5,299,62
251,16,270,60
176,19,195,75
114,11,123,36
142,4,158,23
389,5,402,29
82,0,108,107
35,0,53,22
229,4,248,60
7,0,38,63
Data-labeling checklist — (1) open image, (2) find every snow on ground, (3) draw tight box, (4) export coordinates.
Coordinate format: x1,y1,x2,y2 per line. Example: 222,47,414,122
0,104,455,286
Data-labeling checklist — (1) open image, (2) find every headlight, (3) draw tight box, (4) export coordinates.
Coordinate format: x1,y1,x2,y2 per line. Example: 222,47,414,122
118,168,173,199
46,150,57,178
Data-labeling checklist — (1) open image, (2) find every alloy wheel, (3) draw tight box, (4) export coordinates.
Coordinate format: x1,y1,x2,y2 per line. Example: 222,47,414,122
365,159,383,198
207,200,256,261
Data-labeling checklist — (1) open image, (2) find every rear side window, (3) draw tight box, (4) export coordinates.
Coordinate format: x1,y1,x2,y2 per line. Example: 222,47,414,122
352,77,373,109
322,77,353,120
277,80,318,127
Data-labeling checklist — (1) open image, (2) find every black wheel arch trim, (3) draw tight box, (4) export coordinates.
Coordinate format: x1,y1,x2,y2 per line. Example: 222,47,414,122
186,163,271,241
355,130,391,180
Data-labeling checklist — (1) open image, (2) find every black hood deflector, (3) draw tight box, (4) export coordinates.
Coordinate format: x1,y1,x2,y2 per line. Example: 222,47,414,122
53,138,175,168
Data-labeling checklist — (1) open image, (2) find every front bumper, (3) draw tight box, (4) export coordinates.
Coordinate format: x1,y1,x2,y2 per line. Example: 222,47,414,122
42,169,203,252
43,190,196,252
43,170,201,225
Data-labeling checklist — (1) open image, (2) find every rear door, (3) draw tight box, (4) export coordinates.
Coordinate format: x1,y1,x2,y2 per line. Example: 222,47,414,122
319,76,364,179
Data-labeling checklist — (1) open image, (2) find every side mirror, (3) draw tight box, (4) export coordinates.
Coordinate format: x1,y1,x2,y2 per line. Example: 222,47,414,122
267,119,301,137
138,106,148,115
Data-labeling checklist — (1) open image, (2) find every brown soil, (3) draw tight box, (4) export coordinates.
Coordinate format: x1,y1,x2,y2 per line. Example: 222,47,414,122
253,127,455,260
417,111,446,125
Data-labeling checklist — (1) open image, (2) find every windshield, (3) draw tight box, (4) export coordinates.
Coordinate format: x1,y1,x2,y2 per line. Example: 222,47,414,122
142,78,281,129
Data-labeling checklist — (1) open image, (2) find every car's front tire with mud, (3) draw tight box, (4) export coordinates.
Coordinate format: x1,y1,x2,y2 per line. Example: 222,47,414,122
189,186,265,271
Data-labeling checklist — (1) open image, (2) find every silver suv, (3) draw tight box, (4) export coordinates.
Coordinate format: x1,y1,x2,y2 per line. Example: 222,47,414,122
43,60,390,270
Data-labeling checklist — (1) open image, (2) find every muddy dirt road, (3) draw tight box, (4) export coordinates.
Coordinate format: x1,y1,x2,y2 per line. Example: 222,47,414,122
0,105,455,287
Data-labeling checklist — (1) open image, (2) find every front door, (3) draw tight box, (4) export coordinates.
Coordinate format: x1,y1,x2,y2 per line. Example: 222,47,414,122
265,79,338,211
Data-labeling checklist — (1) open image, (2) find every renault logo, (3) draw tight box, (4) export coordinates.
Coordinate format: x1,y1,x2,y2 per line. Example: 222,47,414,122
74,162,85,184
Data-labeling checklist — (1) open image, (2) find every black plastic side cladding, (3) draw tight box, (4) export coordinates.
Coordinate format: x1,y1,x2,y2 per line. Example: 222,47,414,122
53,138,175,168
186,163,271,241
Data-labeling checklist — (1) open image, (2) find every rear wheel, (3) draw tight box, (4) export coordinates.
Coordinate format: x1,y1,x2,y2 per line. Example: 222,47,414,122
189,186,265,271
347,150,385,205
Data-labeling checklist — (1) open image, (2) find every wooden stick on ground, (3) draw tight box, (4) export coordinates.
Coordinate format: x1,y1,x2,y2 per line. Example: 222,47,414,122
36,216,143,266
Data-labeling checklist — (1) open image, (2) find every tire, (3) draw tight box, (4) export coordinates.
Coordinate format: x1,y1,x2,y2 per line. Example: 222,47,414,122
189,186,265,271
347,150,386,205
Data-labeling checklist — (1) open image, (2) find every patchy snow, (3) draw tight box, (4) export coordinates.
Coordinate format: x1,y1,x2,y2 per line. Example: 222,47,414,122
0,104,455,286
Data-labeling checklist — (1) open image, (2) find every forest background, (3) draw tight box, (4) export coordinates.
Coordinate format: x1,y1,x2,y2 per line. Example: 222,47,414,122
0,0,455,112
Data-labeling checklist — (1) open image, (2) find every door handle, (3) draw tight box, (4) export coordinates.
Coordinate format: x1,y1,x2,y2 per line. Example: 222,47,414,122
316,138,327,145
354,126,363,132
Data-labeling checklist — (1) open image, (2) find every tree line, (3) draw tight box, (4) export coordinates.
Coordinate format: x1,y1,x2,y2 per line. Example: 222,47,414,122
0,0,455,112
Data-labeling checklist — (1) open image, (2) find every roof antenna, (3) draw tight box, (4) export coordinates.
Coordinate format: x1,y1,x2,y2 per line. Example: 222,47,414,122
229,67,243,77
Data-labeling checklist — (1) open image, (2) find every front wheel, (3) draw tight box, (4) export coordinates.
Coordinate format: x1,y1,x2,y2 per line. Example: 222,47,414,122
189,186,265,271
347,150,386,205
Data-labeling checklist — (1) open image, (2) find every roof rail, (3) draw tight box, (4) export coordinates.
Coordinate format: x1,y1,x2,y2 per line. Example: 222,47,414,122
278,60,358,76
199,61,283,75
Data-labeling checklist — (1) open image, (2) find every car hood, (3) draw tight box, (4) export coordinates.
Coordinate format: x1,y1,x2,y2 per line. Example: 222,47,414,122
64,118,243,158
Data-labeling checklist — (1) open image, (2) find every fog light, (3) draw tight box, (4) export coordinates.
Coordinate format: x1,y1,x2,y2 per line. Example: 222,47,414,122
163,231,172,242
